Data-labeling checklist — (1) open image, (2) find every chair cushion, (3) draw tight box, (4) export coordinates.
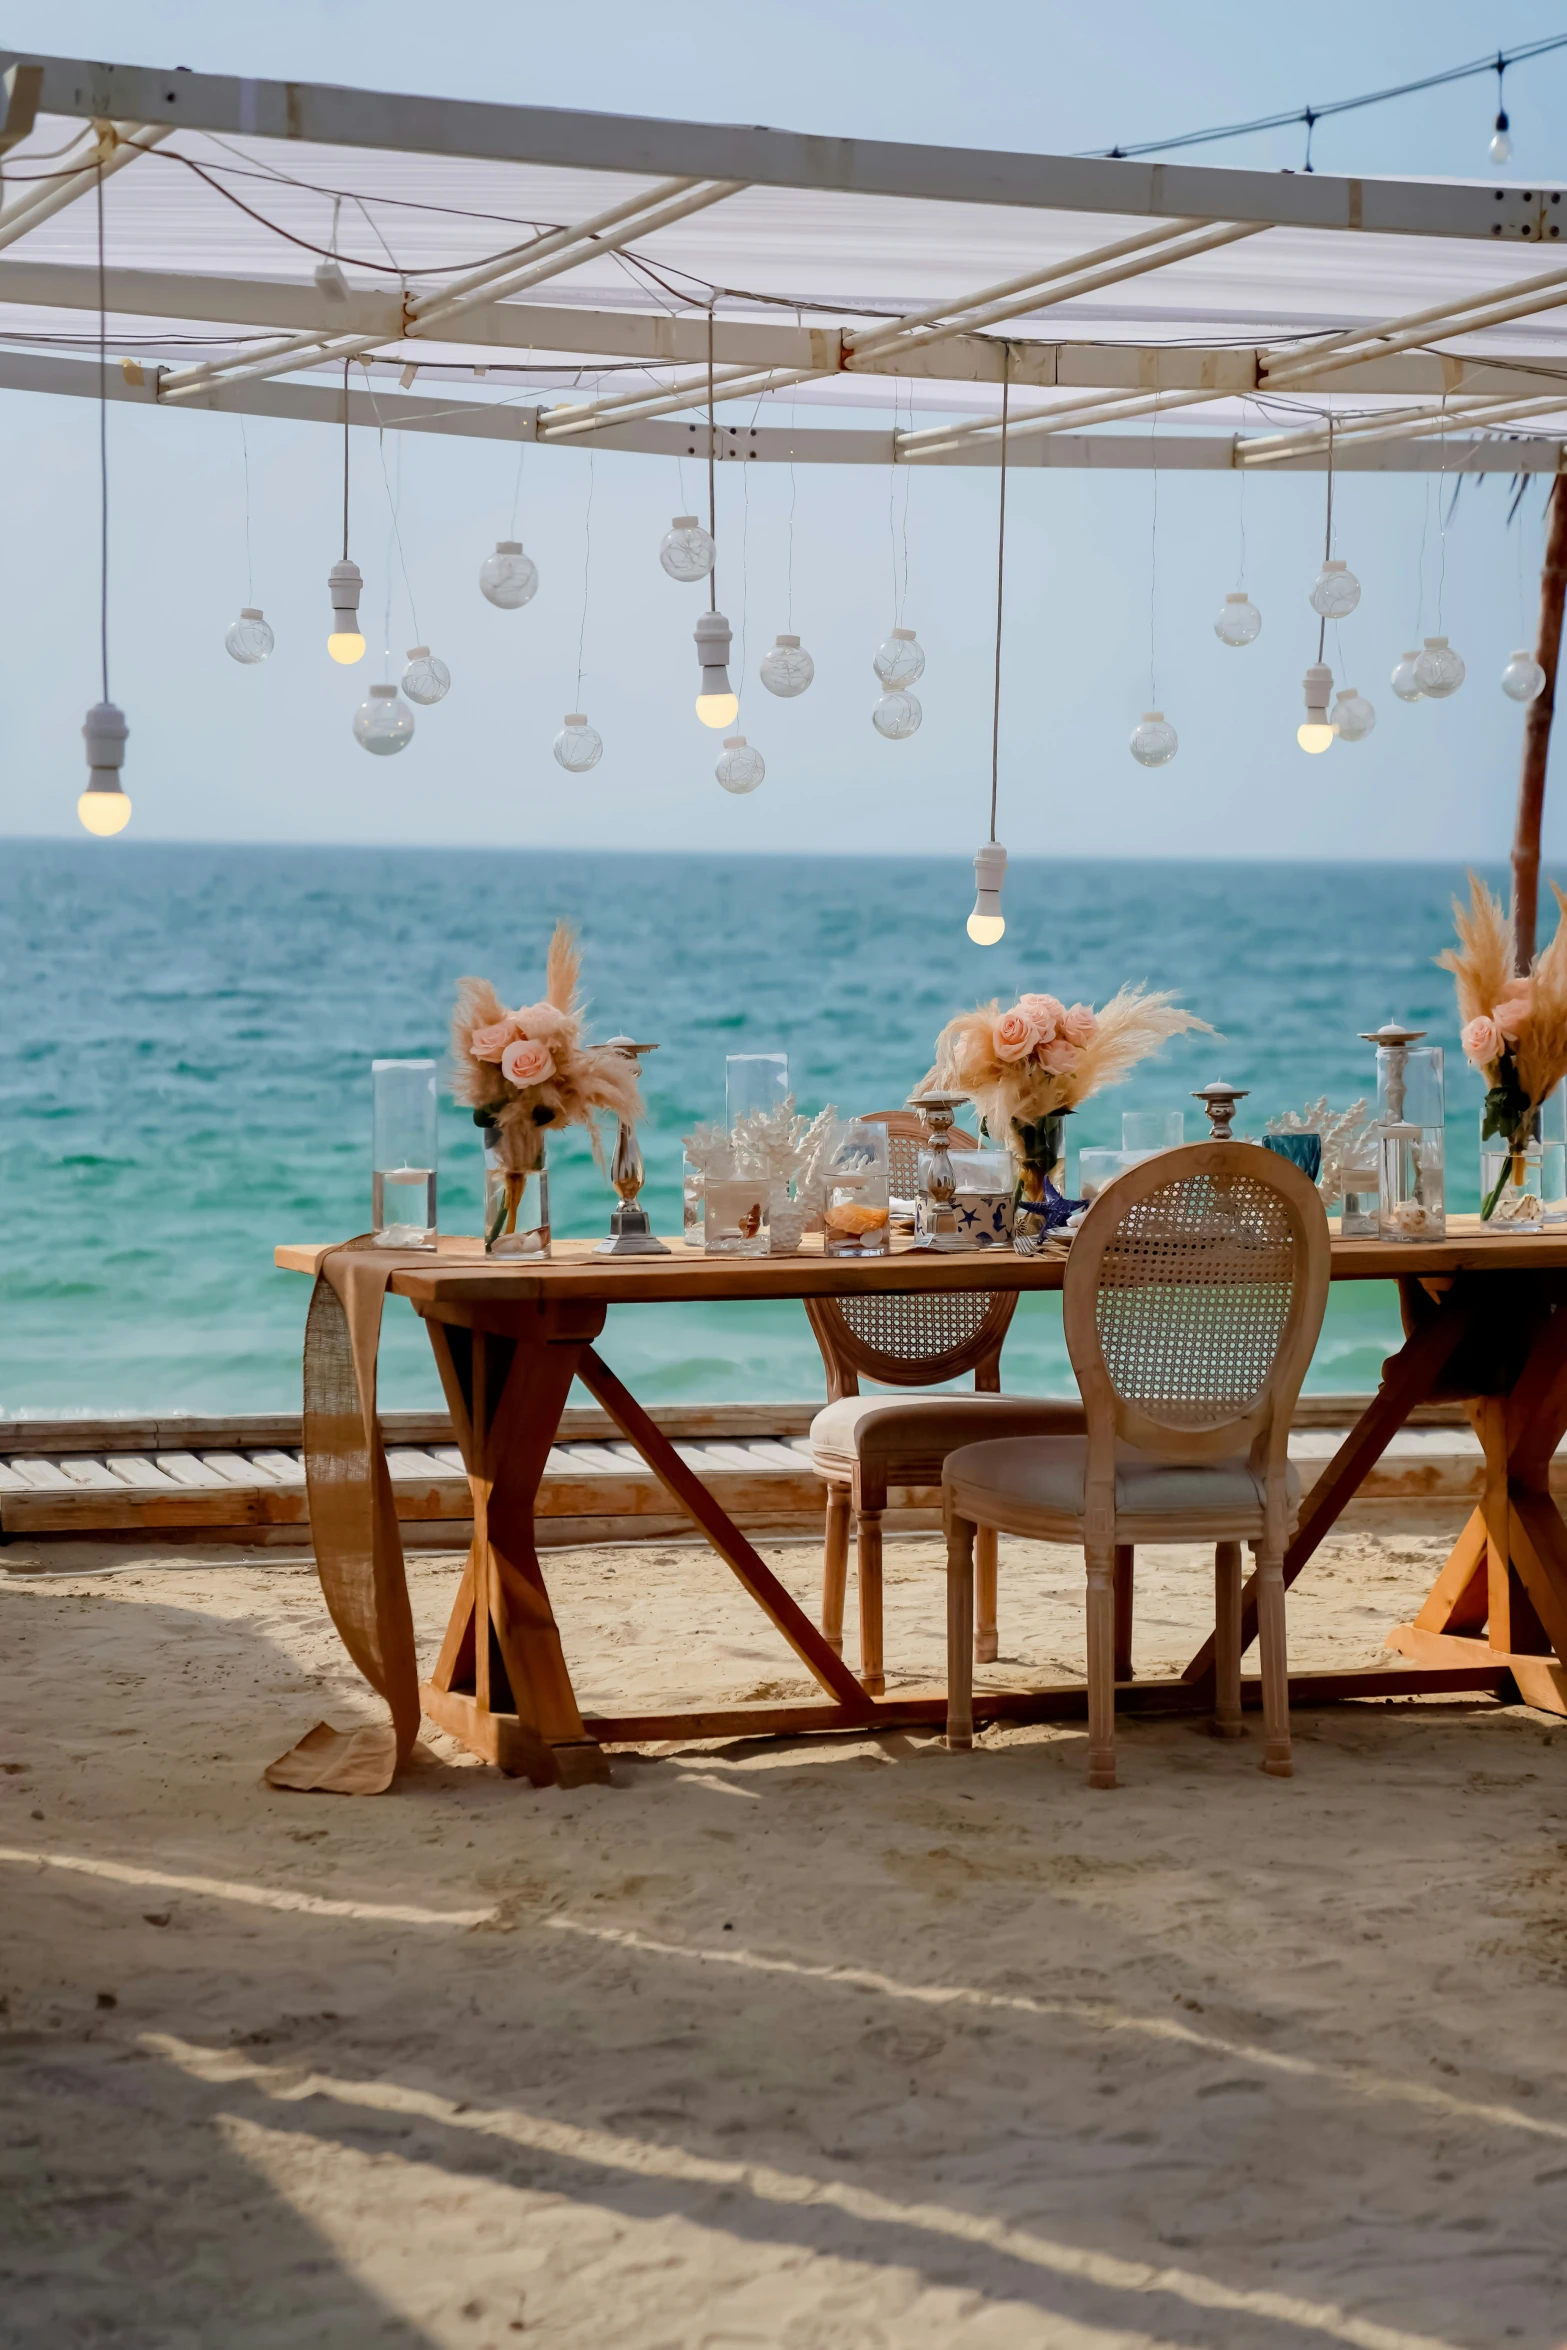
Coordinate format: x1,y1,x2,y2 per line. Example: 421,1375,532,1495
944,1433,1300,1542
810,1393,1086,1486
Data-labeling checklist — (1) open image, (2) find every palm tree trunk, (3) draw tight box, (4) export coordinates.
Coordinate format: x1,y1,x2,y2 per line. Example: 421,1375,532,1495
1512,475,1567,971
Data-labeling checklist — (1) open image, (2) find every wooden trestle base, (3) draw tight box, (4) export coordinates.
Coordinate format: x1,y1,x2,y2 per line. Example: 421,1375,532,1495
399,1258,1567,1787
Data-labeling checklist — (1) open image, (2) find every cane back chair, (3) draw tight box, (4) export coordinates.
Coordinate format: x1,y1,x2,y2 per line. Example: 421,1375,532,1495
806,1109,1085,1696
942,1142,1328,1786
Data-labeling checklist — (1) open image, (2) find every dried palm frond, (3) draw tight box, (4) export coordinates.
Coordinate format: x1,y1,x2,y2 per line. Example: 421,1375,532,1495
1515,883,1567,1106
925,985,1210,1141
1436,872,1514,1032
448,923,643,1178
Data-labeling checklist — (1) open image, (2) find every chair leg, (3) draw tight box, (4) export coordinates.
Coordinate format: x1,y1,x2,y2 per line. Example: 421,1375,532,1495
1213,1541,1244,1738
821,1486,850,1657
945,1514,976,1750
1085,1546,1118,1790
1113,1544,1134,1682
975,1524,999,1664
856,1508,885,1696
1254,1543,1293,1777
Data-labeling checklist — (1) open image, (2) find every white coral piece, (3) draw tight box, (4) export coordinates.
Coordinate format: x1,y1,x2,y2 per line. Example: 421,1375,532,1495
731,1097,839,1199
1265,1096,1370,1203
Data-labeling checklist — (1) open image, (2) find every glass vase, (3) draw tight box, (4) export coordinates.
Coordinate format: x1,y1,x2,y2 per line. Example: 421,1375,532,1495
1338,1149,1379,1238
1481,1137,1544,1233
482,1127,551,1257
371,1058,437,1248
703,1155,770,1254
822,1120,891,1257
1010,1111,1069,1255
682,1151,704,1243
1376,1044,1444,1241
768,1180,808,1255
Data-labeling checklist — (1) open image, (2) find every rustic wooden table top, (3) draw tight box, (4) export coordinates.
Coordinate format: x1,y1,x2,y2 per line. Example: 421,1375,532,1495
274,1217,1567,1304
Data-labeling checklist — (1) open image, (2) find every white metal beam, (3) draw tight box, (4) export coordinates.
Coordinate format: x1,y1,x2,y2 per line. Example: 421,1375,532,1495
0,117,170,253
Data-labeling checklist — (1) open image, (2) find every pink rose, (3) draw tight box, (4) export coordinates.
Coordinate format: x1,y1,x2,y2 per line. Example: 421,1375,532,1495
1017,992,1065,1039
1494,983,1533,1039
1039,1037,1080,1075
992,1008,1040,1064
1461,1014,1501,1067
1058,1002,1097,1047
470,1013,526,1063
500,1037,555,1088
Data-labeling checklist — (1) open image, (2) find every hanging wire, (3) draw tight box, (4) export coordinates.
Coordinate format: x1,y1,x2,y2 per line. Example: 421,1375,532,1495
96,158,108,703
341,357,351,560
1317,417,1335,664
1415,474,1432,636
785,398,797,634
706,302,717,613
1148,399,1160,709
507,393,528,537
1436,391,1450,627
1236,397,1250,587
887,386,901,621
239,415,255,606
575,449,595,705
989,348,1011,844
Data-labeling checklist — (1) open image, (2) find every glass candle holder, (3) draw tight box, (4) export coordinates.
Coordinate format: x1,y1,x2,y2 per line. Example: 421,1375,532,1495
1121,1108,1184,1153
482,1127,550,1257
1339,1148,1380,1238
1380,1124,1444,1242
371,1058,437,1248
1077,1146,1144,1203
1539,1087,1567,1224
1481,1134,1545,1232
823,1120,891,1257
682,1151,704,1242
726,1053,789,1131
703,1150,770,1254
1375,1042,1445,1242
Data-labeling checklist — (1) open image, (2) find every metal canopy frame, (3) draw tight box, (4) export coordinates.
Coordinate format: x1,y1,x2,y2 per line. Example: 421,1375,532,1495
0,50,1562,476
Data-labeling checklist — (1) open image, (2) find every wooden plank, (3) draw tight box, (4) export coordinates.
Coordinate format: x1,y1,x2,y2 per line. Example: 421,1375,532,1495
99,1454,185,1492
1386,1622,1567,1715
0,1460,37,1492
0,1401,822,1458
1412,1509,1490,1632
244,1449,307,1484
561,1443,646,1477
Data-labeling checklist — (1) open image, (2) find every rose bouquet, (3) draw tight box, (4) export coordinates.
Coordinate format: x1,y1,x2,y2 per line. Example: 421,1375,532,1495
1440,872,1567,1222
451,923,644,1250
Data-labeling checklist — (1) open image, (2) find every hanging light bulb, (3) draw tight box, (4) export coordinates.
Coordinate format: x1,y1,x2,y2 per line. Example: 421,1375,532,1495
326,558,366,664
1214,592,1262,647
872,689,922,740
553,712,603,772
1298,664,1337,753
716,735,764,794
760,633,814,696
1309,558,1361,619
1501,647,1547,703
478,540,538,609
873,626,925,688
401,646,451,705
967,840,1007,945
353,682,415,755
1129,711,1177,767
1333,686,1377,743
1413,635,1465,699
1390,649,1425,703
660,515,715,584
225,608,274,665
77,700,131,835
1490,112,1513,165
694,610,739,728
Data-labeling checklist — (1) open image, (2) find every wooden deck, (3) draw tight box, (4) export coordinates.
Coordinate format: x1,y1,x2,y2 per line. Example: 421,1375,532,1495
0,1396,1545,1546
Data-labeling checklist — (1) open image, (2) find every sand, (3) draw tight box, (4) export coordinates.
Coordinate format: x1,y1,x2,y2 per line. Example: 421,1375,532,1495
2,1526,1566,2350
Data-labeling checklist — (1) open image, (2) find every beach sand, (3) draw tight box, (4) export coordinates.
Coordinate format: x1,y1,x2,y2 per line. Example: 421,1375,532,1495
2,1527,1565,2348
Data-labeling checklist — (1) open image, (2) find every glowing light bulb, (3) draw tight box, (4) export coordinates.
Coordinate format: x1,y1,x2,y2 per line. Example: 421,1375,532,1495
553,713,603,772
873,626,924,687
79,700,131,833
353,682,415,755
1129,711,1177,767
660,516,714,583
1413,635,1465,699
1298,662,1336,753
1501,647,1547,703
872,690,922,739
401,646,451,705
327,557,365,663
1490,111,1512,166
694,609,738,727
1390,649,1424,703
967,840,1008,945
1214,591,1262,647
716,735,764,794
1309,558,1361,619
1332,687,1376,743
225,607,273,665
478,540,538,609
760,633,814,696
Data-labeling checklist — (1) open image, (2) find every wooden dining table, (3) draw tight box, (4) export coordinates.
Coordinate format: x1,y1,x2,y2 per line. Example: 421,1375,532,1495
276,1220,1567,1785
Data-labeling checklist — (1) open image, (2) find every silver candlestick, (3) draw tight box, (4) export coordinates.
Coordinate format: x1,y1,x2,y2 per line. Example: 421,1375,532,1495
1191,1079,1250,1140
1359,1020,1426,1125
907,1090,971,1251
594,1037,671,1257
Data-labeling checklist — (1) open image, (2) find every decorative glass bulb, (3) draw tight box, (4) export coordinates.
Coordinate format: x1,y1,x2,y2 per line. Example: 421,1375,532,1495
1501,646,1547,703
1298,663,1335,754
79,700,131,833
225,607,273,665
353,682,415,755
1309,558,1361,619
716,735,764,794
760,633,814,697
401,645,451,705
1333,687,1376,744
1490,112,1512,166
1214,591,1261,647
553,712,603,772
1129,710,1177,767
478,540,539,609
968,840,1007,944
1413,635,1465,699
1390,649,1424,703
873,626,925,687
872,689,922,740
327,557,365,663
660,515,715,583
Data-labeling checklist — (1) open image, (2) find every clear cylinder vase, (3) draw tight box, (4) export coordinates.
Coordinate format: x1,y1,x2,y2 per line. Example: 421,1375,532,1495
1376,1046,1444,1242
1010,1111,1068,1255
482,1127,551,1256
1481,1136,1544,1233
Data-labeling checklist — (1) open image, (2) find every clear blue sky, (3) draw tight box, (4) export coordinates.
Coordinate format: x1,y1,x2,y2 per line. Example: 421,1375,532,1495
5,0,1567,858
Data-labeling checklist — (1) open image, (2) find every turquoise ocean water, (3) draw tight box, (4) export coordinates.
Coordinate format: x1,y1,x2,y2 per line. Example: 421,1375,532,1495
0,842,1502,1419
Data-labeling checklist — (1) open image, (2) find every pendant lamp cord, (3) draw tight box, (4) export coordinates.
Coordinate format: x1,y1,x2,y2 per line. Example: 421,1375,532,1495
989,348,1011,843
342,358,351,561
707,302,717,611
96,159,109,704
1318,416,1334,663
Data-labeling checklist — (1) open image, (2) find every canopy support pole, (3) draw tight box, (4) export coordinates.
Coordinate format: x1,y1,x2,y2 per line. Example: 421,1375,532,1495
1513,471,1567,968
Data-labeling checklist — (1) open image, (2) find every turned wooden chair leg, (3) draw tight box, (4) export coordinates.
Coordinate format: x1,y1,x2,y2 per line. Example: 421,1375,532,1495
1113,1544,1134,1682
1213,1540,1244,1737
1254,1542,1293,1778
856,1507,885,1696
821,1485,850,1656
975,1524,999,1664
1085,1545,1118,1789
945,1513,976,1749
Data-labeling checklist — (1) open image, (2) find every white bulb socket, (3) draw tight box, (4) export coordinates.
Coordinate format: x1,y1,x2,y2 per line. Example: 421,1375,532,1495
672,516,699,531
328,557,362,629
564,712,588,727
82,698,128,781
1298,663,1336,754
695,608,737,725
968,839,1008,945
